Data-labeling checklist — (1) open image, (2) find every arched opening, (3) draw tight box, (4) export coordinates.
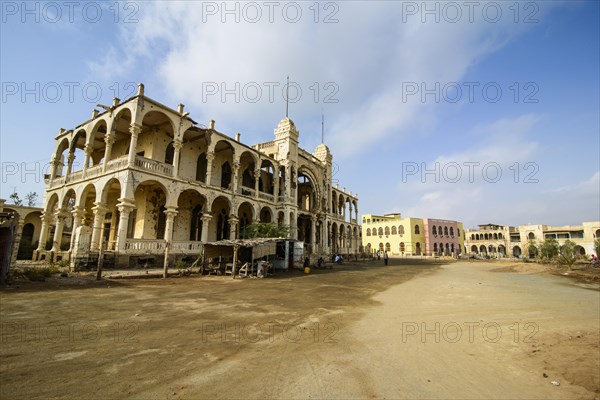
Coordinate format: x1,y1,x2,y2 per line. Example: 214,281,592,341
391,226,397,235
513,246,522,257
210,196,231,241
297,171,316,212
138,111,175,164
108,108,133,162
528,232,536,240
399,242,405,253
176,190,206,242
260,160,275,195
53,138,70,178
70,130,87,173
479,245,487,255
471,245,478,254
399,225,405,235
415,242,421,255
100,179,122,249
196,153,207,182
366,228,371,236
260,207,273,223
444,227,449,236
17,223,36,260
432,225,437,235
237,202,254,237
89,120,108,166
133,180,168,240
212,140,235,188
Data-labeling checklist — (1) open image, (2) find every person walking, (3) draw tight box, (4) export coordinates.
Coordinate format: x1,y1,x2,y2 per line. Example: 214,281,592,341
384,251,389,266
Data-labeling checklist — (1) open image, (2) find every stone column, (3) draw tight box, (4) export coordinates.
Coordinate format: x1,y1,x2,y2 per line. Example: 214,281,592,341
102,135,115,173
127,124,142,167
274,166,280,201
163,207,178,243
254,168,261,198
82,145,92,175
232,161,240,193
115,201,135,252
205,151,215,186
172,139,183,178
9,217,25,269
51,209,67,252
311,215,317,250
323,217,329,254
64,153,75,180
201,214,212,243
35,213,52,258
49,155,59,179
69,207,85,252
90,203,107,252
228,216,239,240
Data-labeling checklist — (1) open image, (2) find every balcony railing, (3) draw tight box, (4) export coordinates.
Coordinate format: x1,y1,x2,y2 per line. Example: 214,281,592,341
258,192,274,202
124,239,203,254
135,156,173,176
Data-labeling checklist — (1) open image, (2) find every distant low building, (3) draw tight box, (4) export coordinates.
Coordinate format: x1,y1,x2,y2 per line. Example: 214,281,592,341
464,222,600,258
361,213,464,256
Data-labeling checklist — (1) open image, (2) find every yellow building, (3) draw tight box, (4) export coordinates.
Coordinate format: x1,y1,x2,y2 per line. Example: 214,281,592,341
361,213,465,256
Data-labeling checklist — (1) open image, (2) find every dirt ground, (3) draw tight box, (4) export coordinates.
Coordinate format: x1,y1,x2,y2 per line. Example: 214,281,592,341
1,259,598,399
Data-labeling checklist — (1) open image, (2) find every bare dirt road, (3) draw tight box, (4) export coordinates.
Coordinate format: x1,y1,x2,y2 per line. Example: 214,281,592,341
1,259,598,399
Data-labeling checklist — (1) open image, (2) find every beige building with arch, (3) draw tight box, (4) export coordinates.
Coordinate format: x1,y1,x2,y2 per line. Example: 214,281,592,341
464,222,600,258
34,84,360,266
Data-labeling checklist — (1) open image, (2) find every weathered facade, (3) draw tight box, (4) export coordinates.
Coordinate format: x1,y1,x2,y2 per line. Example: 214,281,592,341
34,84,359,266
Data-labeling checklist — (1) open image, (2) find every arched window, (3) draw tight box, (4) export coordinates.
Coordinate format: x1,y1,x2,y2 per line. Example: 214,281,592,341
165,141,175,165
384,226,390,235
450,227,454,236
391,226,397,235
221,162,232,189
385,243,391,252
399,242,405,253
415,225,420,234
399,225,405,235
528,232,535,240
471,234,475,240
493,233,498,240
196,153,207,182
242,168,253,188
444,226,449,236
378,227,383,236
366,228,371,236
432,226,437,235
433,243,438,252
498,232,503,239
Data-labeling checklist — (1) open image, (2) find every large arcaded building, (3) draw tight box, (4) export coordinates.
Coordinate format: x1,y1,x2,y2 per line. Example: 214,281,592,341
34,84,359,266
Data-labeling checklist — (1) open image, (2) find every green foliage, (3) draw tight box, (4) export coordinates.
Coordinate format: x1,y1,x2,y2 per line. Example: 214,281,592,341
9,192,22,206
594,238,600,258
239,223,290,239
539,237,559,261
25,192,38,207
54,259,70,269
175,259,189,269
558,240,578,270
526,240,538,259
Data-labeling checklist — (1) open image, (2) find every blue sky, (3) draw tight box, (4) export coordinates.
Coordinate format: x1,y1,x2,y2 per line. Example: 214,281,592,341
1,1,598,228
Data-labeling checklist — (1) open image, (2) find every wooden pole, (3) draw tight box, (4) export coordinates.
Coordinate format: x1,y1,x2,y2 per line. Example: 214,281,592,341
232,245,238,279
96,236,104,281
163,241,170,278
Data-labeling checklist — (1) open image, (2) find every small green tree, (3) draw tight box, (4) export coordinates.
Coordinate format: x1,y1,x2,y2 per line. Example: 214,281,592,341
239,223,290,239
525,239,538,259
9,192,22,206
25,192,38,207
539,237,559,261
558,240,578,270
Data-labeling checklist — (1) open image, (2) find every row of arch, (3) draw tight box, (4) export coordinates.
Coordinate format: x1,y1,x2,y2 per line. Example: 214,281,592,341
365,225,421,236
432,225,458,237
365,242,423,255
470,232,505,240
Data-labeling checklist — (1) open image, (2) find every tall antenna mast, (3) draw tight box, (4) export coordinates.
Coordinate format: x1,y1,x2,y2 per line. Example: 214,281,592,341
321,114,325,144
285,76,289,118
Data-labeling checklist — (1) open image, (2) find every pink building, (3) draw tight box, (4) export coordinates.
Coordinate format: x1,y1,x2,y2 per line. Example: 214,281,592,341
422,218,464,256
